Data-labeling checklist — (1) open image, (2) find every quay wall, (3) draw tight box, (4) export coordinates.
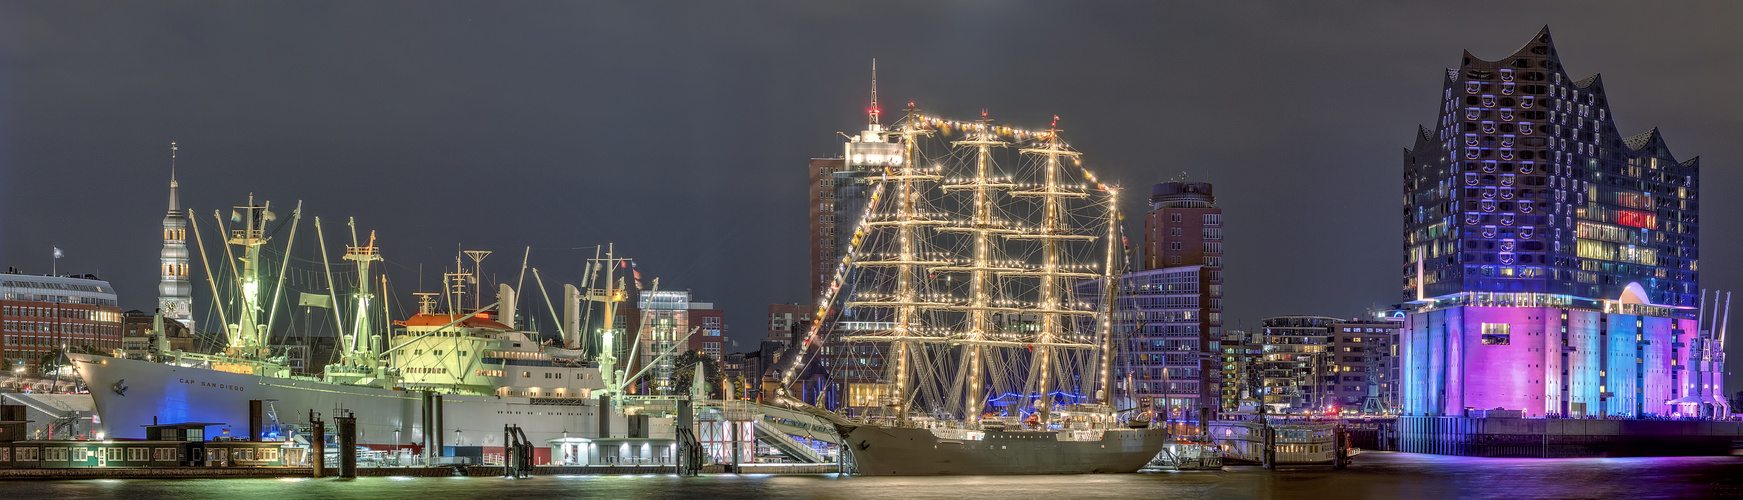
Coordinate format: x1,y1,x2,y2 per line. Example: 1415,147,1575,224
1397,416,1743,457
0,467,454,479
0,464,838,479
466,464,838,476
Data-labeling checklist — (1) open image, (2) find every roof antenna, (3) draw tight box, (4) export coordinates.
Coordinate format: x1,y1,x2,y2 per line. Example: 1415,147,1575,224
869,58,880,127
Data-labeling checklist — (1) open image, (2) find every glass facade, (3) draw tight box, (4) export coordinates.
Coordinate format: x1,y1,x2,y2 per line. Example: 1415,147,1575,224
1402,28,1698,307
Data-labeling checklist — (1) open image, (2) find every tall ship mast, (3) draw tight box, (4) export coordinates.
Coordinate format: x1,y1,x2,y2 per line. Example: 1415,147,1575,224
780,93,1166,474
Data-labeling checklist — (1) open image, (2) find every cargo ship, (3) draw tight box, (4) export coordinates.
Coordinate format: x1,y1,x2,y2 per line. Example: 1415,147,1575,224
72,195,645,455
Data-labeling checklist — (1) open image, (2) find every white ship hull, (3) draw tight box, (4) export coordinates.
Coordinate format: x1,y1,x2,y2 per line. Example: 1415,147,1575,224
838,424,1168,475
70,354,619,448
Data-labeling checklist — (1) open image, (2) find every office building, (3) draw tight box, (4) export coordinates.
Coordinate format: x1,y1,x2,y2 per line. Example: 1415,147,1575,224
1257,316,1339,412
805,91,902,412
1142,181,1223,272
1105,181,1225,419
1328,319,1402,413
1218,329,1262,412
610,289,727,394
119,310,199,360
0,273,124,373
766,303,810,347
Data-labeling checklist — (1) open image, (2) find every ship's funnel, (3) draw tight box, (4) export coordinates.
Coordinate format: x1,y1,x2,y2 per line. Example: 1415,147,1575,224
498,284,517,329
562,284,582,349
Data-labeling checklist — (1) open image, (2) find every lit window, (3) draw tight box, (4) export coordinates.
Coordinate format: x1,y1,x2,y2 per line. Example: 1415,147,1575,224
1481,323,1511,345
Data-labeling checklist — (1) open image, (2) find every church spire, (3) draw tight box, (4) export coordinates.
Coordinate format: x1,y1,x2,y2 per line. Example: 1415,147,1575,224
159,140,194,335
168,141,180,213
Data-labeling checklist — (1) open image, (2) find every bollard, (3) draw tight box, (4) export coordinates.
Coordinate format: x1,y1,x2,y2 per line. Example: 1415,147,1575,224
336,413,357,479
1261,425,1276,470
1334,424,1348,470
310,411,325,478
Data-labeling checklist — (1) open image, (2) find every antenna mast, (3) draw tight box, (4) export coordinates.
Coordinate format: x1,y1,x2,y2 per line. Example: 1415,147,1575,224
414,293,439,315
869,58,880,127
464,250,492,312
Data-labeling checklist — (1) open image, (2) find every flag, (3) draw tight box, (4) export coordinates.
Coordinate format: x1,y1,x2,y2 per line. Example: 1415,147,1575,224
53,247,63,259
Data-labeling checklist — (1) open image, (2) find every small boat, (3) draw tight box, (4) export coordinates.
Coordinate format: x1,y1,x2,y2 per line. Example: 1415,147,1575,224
1145,437,1223,471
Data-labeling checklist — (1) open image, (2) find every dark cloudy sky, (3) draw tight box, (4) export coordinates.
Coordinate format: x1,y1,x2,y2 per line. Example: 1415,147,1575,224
3,2,1740,386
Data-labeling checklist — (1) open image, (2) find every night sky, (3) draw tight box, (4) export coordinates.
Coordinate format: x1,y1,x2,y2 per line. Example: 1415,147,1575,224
2,3,1739,388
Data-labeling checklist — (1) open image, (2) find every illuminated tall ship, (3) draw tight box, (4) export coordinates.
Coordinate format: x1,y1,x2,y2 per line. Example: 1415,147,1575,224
70,195,647,453
777,84,1167,474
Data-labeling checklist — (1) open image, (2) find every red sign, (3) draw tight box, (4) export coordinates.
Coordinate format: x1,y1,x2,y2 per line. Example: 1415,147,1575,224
1617,210,1655,229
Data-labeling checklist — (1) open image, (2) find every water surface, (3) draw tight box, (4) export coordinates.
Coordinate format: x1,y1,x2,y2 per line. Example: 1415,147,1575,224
3,452,1738,499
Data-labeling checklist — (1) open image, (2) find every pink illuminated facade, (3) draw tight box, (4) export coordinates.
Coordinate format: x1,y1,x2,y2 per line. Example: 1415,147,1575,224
1402,295,1714,418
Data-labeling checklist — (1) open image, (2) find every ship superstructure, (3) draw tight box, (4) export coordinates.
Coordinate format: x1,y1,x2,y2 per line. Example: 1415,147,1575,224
777,88,1166,474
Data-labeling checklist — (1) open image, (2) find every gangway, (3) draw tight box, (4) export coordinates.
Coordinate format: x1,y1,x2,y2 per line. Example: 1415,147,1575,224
676,426,704,475
0,393,87,439
753,420,826,463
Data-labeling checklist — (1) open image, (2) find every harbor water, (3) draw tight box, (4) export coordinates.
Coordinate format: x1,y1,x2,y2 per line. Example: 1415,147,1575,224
1,452,1738,499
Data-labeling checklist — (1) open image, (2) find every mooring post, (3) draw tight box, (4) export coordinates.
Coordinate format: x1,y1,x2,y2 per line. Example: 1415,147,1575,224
337,412,357,479
310,410,325,478
1262,425,1276,470
1334,424,1348,469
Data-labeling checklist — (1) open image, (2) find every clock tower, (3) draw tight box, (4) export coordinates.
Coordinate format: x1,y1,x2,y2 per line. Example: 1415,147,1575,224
159,142,194,334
